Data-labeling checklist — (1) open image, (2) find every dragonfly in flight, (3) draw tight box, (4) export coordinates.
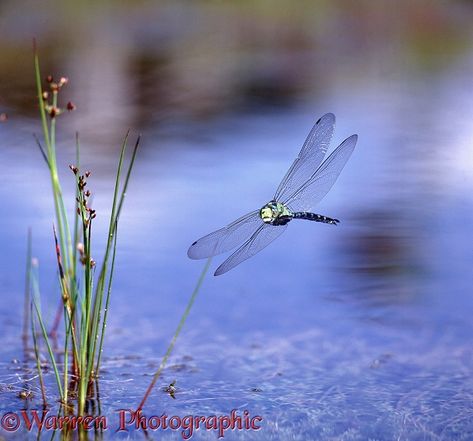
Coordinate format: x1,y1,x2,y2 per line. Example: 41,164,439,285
188,113,357,276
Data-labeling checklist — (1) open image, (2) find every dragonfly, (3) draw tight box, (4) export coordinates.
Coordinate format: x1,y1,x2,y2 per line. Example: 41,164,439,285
188,113,357,276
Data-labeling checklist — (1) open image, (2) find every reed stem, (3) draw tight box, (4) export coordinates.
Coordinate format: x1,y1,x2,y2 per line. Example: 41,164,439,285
137,258,212,410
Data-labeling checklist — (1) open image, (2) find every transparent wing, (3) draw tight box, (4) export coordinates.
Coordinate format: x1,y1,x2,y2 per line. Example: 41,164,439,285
274,113,335,202
187,210,262,259
214,223,287,276
285,134,357,212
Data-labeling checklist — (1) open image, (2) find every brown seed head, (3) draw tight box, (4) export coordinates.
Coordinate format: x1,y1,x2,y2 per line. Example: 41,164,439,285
47,106,61,118
58,77,68,87
67,101,76,111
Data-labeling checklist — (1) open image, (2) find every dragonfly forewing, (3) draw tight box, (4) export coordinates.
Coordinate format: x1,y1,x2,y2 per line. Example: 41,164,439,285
187,210,262,259
285,134,357,212
214,223,288,276
273,113,335,203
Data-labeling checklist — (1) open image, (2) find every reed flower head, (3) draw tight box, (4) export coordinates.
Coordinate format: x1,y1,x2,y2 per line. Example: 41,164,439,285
42,74,72,119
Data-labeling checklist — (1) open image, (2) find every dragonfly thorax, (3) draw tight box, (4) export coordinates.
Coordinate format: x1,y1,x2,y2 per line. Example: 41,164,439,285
259,200,293,226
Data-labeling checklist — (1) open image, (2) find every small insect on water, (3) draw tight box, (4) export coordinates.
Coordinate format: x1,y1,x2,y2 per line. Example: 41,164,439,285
188,113,358,276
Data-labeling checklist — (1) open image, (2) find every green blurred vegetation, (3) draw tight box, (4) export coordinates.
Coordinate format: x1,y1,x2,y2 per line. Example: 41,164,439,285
1,0,472,122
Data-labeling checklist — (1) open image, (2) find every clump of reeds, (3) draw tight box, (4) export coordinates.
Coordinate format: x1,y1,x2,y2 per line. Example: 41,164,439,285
26,43,212,422
27,43,139,416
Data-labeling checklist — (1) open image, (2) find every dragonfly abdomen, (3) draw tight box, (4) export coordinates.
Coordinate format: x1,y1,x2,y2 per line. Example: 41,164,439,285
292,212,339,225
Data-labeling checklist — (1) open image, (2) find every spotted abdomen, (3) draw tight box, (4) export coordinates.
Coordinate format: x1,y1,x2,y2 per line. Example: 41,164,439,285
292,212,339,225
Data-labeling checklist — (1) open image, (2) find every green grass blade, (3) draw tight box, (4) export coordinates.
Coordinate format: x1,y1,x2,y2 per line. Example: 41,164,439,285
33,42,51,153
31,302,47,407
113,135,140,228
31,270,64,400
92,131,129,305
137,257,212,411
95,221,118,375
23,228,32,344
89,132,129,347
90,133,138,376
71,132,81,299
34,44,73,281
33,134,50,169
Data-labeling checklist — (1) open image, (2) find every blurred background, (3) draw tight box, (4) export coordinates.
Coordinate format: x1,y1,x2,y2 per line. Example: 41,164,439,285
1,1,473,439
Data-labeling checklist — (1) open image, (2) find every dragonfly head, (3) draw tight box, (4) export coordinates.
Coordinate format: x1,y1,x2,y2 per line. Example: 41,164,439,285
259,201,292,225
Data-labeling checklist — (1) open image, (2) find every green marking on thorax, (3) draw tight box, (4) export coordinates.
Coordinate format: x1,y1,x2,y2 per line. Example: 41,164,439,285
259,200,293,225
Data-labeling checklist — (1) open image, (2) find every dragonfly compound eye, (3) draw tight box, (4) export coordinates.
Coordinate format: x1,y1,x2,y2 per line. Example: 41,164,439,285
260,205,275,223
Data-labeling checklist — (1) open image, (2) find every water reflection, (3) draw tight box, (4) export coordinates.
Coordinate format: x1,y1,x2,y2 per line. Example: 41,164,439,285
338,208,422,309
